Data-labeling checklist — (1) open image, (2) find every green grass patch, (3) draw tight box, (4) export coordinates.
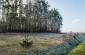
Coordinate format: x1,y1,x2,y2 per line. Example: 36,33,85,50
68,42,85,55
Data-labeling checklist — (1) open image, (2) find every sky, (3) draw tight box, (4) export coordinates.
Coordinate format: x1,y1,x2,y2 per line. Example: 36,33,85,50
46,0,85,32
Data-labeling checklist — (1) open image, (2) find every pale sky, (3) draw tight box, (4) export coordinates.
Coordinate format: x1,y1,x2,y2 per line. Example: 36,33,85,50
46,0,85,32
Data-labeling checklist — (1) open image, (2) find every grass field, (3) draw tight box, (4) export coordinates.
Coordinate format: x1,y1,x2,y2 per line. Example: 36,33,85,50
0,36,63,55
0,33,83,55
68,42,85,55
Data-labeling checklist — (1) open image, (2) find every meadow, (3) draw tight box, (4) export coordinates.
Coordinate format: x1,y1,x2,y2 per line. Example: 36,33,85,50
0,33,64,55
0,33,84,55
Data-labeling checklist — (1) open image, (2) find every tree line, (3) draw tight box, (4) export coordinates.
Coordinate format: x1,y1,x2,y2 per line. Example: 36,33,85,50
0,0,63,33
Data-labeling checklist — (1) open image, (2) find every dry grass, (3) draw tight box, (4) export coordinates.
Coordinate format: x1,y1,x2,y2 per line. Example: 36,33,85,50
0,36,64,55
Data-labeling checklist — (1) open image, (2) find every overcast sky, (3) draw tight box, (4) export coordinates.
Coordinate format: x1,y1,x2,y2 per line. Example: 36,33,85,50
46,0,85,32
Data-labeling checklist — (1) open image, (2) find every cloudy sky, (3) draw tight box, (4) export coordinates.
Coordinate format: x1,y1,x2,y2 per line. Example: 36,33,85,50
46,0,85,32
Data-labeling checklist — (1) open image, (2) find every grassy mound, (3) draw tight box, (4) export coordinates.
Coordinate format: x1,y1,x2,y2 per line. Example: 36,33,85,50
68,42,85,55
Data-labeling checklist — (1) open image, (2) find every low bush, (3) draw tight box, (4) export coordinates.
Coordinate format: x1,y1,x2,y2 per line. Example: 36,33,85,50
20,37,33,48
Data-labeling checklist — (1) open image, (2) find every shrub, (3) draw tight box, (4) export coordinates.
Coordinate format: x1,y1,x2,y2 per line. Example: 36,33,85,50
20,37,33,48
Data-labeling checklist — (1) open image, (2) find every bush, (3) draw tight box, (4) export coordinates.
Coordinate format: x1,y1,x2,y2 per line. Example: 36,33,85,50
20,37,33,48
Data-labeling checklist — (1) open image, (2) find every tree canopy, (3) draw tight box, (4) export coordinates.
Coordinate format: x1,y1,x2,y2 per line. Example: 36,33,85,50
0,0,63,33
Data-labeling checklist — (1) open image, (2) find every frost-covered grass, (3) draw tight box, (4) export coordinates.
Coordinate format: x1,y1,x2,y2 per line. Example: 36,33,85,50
0,33,84,55
0,36,63,55
68,42,85,55
28,34,85,55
